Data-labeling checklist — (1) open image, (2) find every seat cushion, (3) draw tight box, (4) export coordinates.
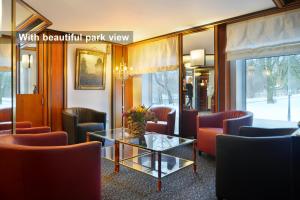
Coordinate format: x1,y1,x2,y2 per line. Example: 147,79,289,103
77,123,104,143
197,128,223,156
146,121,168,134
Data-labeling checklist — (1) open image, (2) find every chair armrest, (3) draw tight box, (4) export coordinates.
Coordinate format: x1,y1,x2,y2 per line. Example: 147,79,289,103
12,132,68,146
197,112,223,128
167,109,176,135
62,111,78,144
0,141,101,200
239,126,297,137
93,111,107,129
16,126,51,134
223,114,253,135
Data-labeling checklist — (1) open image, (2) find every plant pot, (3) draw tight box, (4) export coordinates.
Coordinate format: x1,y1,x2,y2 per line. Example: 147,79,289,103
128,121,146,137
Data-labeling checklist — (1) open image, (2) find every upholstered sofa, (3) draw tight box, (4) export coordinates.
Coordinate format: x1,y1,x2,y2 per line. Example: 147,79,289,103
62,107,106,144
197,110,253,156
0,132,101,200
146,106,176,135
216,127,299,200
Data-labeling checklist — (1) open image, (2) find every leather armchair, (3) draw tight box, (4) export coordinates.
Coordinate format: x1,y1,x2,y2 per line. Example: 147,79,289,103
0,121,51,134
62,107,106,144
146,106,176,135
0,132,101,200
197,110,253,156
216,127,299,200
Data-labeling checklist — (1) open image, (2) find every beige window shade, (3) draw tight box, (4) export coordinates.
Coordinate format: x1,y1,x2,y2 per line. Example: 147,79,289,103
226,8,300,60
128,36,179,75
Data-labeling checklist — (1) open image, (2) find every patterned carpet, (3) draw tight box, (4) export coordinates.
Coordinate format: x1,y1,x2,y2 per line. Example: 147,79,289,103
102,144,217,200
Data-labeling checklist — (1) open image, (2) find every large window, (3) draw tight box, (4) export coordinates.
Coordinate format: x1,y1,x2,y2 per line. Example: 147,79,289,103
246,55,300,122
0,71,11,109
141,70,179,132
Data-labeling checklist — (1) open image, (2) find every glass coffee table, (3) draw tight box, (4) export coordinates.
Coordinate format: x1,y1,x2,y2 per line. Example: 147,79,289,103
86,128,197,191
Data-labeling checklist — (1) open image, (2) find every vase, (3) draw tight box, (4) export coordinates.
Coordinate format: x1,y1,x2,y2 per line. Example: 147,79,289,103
128,121,146,137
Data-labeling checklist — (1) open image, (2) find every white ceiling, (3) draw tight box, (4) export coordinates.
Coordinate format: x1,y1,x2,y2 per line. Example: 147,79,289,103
23,0,275,42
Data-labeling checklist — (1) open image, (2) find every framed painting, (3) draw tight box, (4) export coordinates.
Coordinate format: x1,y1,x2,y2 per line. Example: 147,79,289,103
75,49,106,90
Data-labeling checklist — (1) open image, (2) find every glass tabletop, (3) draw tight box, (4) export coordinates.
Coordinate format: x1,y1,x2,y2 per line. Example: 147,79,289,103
90,128,195,152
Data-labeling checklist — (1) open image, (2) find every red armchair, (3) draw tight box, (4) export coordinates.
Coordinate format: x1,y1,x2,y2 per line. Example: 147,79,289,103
0,132,101,200
181,109,198,138
0,121,51,134
197,110,253,156
146,106,176,135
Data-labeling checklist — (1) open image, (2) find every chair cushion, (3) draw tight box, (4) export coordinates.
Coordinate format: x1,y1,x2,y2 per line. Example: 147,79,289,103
77,123,104,143
146,121,168,134
197,128,223,156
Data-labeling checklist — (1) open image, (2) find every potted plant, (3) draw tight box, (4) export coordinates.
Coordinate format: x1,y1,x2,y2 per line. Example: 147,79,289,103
123,105,157,136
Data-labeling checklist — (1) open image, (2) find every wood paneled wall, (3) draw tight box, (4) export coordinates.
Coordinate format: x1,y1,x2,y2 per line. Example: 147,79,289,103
38,30,66,131
214,24,230,112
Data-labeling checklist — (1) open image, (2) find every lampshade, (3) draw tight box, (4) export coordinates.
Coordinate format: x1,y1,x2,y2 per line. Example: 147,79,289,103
190,49,205,66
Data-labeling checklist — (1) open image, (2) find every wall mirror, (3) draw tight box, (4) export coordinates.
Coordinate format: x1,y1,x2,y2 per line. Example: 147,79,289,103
182,29,215,113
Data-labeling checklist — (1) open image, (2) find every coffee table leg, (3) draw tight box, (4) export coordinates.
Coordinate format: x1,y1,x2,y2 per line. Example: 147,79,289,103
193,140,197,173
86,132,90,142
151,151,155,170
114,141,120,173
157,151,161,192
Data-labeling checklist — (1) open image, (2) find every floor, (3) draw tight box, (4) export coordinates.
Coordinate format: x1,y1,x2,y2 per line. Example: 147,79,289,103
102,144,217,200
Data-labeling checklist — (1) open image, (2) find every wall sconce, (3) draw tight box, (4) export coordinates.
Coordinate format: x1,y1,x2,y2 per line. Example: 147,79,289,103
190,49,205,67
263,66,271,77
22,54,32,69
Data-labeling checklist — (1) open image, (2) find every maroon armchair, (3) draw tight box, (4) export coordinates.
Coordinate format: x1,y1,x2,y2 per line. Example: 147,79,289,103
146,106,176,135
197,110,253,156
0,121,51,134
0,132,101,200
181,109,198,138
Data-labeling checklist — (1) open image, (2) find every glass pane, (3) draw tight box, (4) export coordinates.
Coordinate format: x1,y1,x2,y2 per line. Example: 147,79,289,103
141,70,179,133
0,0,12,129
246,55,300,122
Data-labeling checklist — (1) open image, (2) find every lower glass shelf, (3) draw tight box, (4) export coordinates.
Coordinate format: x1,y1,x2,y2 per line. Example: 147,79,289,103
101,144,150,162
120,153,194,178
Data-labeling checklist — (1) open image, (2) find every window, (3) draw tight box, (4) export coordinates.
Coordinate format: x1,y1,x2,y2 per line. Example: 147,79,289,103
246,55,300,122
141,70,179,132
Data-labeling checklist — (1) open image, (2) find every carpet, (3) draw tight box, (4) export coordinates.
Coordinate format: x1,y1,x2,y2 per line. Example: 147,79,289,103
102,144,217,200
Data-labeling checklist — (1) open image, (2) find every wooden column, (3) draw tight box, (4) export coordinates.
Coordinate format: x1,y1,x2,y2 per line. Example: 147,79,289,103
214,24,230,112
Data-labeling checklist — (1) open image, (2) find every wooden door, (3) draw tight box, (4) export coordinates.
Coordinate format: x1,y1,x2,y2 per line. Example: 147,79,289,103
16,94,44,126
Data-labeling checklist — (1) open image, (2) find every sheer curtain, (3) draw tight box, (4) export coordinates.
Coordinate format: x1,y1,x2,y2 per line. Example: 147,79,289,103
226,8,300,60
128,36,179,75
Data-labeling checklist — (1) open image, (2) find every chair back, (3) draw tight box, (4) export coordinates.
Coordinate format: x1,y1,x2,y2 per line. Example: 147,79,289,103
150,106,174,121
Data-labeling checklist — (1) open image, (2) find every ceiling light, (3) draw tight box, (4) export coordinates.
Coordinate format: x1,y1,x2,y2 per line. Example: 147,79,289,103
190,49,205,67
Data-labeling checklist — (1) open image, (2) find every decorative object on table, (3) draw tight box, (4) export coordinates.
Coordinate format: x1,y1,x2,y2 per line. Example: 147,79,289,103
123,105,157,136
114,56,133,126
75,49,106,90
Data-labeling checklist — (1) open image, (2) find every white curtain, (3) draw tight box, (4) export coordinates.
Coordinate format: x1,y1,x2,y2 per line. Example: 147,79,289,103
226,8,300,60
128,36,179,75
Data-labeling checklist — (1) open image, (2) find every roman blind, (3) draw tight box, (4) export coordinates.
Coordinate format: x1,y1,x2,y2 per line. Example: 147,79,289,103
128,36,179,75
226,8,300,60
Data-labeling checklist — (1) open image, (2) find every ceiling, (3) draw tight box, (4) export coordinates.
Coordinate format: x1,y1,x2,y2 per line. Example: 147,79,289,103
23,0,275,42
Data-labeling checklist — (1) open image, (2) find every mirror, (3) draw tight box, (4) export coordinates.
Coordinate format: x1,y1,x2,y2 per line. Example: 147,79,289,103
18,43,38,94
182,29,215,113
16,0,51,94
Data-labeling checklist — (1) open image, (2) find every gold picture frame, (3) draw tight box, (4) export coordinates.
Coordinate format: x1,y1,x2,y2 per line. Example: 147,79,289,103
75,49,106,90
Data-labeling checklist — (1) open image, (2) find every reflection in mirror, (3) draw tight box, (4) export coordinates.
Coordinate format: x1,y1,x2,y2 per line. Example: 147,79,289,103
182,29,215,113
0,0,12,132
18,43,38,94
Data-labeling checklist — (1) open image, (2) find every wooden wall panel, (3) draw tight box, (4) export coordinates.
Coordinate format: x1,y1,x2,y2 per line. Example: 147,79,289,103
214,24,230,112
50,40,65,131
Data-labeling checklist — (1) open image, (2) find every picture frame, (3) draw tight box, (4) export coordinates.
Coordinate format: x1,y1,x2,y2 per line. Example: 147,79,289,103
75,49,106,90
